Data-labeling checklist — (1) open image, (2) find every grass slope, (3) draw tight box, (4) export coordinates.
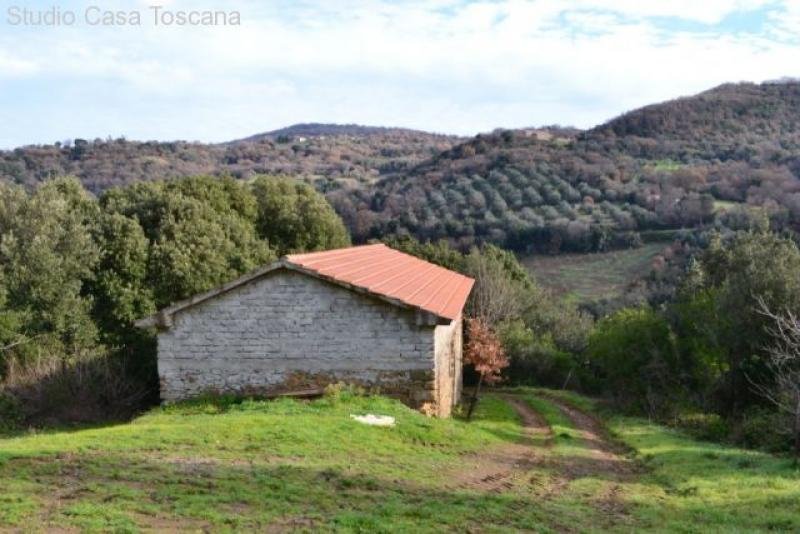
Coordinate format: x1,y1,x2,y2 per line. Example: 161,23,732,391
0,393,545,532
523,388,800,532
1,390,799,532
521,243,665,302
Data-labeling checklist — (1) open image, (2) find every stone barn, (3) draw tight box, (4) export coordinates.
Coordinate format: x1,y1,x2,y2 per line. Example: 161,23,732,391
135,244,474,417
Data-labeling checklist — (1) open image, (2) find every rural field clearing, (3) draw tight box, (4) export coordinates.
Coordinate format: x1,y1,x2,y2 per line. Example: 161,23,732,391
520,244,666,302
1,389,799,532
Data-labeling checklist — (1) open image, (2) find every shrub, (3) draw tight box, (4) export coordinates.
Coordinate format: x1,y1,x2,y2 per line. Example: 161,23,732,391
0,391,23,431
3,353,151,425
251,176,351,255
586,307,681,417
735,408,792,453
673,412,730,442
500,320,578,388
322,382,369,403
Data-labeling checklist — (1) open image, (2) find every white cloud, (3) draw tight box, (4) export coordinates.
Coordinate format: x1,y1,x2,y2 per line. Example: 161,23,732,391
0,50,38,78
572,0,772,24
0,0,798,146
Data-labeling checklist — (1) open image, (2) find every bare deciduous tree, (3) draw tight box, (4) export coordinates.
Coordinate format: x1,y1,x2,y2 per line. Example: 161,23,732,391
464,318,509,420
465,252,526,325
750,300,800,463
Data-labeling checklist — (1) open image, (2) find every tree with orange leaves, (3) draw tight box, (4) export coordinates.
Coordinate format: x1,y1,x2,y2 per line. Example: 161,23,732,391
465,317,509,420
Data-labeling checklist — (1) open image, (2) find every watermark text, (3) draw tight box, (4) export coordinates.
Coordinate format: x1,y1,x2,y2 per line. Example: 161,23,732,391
6,5,241,27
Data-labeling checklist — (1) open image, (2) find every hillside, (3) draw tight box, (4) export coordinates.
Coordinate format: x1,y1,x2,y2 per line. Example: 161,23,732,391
2,390,797,532
0,127,460,193
2,82,800,255
353,82,800,252
595,81,800,158
236,122,445,142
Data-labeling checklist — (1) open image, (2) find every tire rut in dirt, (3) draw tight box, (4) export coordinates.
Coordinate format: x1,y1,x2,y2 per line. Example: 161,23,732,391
537,393,639,478
502,395,554,445
451,395,552,493
535,393,641,525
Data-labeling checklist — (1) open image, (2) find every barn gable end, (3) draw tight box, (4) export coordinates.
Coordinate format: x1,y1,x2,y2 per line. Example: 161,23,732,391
137,244,474,417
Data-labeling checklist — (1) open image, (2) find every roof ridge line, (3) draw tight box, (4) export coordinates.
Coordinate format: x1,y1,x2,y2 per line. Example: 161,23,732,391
285,243,385,261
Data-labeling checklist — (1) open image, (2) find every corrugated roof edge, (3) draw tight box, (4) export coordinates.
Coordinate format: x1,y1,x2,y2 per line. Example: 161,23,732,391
134,244,474,330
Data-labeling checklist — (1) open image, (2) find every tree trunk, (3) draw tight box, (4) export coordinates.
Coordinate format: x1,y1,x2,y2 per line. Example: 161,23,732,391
561,367,574,390
794,396,800,467
730,361,743,418
466,374,484,421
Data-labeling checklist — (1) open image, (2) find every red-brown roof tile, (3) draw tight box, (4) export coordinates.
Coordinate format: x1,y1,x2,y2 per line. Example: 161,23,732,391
286,244,474,321
136,243,474,329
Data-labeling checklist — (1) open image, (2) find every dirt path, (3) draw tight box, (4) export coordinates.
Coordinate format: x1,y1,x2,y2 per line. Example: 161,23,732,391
504,395,554,444
453,394,638,496
452,395,552,493
539,393,637,478
537,393,640,525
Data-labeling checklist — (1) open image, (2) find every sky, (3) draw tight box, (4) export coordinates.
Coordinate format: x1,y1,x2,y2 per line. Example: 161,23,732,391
1,0,799,148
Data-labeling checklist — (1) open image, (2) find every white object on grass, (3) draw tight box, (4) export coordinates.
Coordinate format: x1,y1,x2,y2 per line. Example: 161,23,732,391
350,414,396,427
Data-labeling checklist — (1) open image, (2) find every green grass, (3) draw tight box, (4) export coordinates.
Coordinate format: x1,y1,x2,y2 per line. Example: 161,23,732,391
513,387,800,532
647,159,685,172
610,417,800,532
0,393,555,532
639,228,682,243
521,243,665,301
2,389,799,532
713,200,744,213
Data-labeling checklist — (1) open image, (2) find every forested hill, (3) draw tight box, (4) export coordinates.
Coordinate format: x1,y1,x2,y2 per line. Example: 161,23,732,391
2,81,800,253
346,81,800,252
235,123,447,142
595,81,800,151
0,125,461,193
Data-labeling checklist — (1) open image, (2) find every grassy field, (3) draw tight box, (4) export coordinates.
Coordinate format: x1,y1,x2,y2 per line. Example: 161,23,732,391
713,200,744,213
1,389,799,532
520,243,665,301
646,159,685,172
521,388,800,532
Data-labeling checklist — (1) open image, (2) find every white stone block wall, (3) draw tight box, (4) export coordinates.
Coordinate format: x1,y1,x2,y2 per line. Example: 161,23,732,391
156,269,456,410
433,316,463,417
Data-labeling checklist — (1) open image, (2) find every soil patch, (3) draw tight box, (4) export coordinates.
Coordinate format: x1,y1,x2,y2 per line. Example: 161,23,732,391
451,395,552,493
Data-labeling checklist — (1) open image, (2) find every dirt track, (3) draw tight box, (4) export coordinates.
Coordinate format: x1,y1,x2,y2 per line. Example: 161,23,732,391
541,394,638,478
451,395,549,492
454,394,637,495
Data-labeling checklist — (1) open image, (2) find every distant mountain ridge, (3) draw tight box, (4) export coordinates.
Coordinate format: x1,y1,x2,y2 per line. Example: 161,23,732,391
593,82,800,150
235,123,454,143
340,81,800,251
2,81,800,254
0,124,461,192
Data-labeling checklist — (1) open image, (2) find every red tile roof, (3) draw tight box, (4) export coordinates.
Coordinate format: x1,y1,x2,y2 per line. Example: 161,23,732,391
135,243,474,329
286,244,474,321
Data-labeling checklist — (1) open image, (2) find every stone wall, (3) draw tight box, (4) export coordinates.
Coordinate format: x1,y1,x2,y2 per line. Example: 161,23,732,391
156,269,444,410
433,317,463,417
